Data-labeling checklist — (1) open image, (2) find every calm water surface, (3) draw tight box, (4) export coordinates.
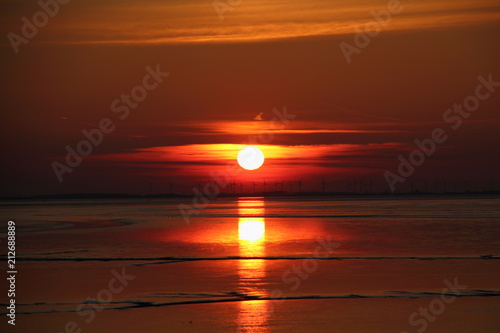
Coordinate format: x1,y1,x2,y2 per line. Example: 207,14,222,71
1,196,499,332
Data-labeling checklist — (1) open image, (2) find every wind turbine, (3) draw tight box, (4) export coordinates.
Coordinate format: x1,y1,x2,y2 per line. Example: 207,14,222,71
360,178,365,193
168,181,176,194
297,179,303,193
422,179,429,193
354,179,361,193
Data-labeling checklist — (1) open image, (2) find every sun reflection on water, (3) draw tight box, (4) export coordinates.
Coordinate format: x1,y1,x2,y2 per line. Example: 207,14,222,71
237,198,269,332
239,219,265,244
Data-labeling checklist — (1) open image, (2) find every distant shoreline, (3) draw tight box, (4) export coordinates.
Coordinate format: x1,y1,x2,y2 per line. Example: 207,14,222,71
1,191,500,201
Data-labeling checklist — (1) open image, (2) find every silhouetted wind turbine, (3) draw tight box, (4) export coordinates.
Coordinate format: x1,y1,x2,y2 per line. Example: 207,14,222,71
422,179,429,193
168,181,176,193
355,179,361,193
463,179,469,193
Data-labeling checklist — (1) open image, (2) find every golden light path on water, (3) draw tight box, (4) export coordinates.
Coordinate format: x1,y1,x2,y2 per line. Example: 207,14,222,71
238,198,269,332
239,219,265,243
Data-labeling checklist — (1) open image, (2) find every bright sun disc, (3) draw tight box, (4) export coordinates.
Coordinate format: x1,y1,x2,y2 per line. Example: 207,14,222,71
237,146,265,170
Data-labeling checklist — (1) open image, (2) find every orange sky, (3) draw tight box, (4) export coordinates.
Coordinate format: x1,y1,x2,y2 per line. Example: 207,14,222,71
2,0,500,44
1,0,500,195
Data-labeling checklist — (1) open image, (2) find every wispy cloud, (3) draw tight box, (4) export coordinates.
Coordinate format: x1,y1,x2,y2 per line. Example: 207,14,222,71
2,0,500,45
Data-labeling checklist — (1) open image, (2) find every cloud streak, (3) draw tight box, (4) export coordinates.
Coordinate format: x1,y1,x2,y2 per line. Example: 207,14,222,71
2,0,500,45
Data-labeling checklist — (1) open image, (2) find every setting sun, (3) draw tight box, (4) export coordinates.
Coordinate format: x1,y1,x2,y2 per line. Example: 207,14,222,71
237,146,265,170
